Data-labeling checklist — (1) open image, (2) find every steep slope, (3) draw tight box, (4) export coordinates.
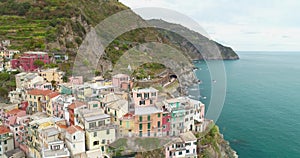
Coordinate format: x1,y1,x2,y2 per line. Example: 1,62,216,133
0,0,238,63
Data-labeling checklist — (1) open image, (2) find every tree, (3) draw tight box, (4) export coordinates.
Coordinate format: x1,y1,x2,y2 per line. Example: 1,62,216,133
33,60,45,68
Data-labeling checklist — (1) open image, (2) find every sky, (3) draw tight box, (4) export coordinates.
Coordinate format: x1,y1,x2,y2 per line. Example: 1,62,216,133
119,0,300,51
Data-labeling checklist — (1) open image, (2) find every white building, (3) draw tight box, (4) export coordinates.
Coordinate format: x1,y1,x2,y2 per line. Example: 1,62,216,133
65,125,85,158
165,131,197,158
0,126,14,158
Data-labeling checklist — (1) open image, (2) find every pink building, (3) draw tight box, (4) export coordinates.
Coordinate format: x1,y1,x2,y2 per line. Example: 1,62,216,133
11,51,50,72
4,109,26,126
15,115,30,149
132,87,158,106
112,74,130,89
162,111,171,136
69,76,83,85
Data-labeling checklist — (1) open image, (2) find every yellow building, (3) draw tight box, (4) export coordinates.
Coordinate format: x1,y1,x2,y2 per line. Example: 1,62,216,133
78,109,118,155
38,68,65,84
27,117,54,158
119,113,135,137
26,89,59,115
45,92,60,116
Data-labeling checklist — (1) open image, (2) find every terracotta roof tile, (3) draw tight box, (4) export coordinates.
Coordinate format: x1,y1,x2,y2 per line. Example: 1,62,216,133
6,109,24,115
0,126,11,135
66,125,83,134
68,101,86,110
27,89,53,96
47,92,60,99
123,113,133,118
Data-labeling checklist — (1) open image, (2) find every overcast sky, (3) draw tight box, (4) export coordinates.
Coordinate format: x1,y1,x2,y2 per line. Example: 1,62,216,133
120,0,300,51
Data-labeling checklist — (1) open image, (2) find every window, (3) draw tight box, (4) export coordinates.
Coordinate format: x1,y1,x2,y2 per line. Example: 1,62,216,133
93,104,98,108
148,123,151,129
179,151,182,155
53,145,60,150
120,121,122,125
147,115,151,121
151,92,156,96
139,124,143,130
101,146,105,152
163,125,166,129
139,131,142,137
158,113,161,117
102,139,106,144
137,93,142,97
186,149,190,153
4,140,7,144
89,122,96,128
94,132,97,137
93,141,99,146
139,100,145,105
150,100,153,104
147,130,150,136
73,135,76,140
157,121,161,128
106,129,110,135
144,93,149,99
139,116,143,121
98,121,105,126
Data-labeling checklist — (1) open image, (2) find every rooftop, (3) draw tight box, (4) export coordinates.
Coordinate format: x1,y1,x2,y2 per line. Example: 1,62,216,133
84,113,110,122
41,126,60,137
134,106,162,115
6,109,24,115
132,87,158,93
68,101,87,110
180,131,197,142
66,125,83,134
4,148,25,158
43,148,70,157
27,89,53,96
47,92,60,99
113,74,129,78
0,126,11,135
24,51,48,55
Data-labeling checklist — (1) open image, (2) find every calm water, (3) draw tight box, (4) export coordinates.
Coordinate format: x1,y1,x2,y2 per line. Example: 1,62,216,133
195,51,300,158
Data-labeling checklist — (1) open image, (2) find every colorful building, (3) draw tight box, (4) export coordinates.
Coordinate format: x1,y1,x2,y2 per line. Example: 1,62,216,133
26,89,56,114
78,109,117,156
38,68,65,85
132,87,158,106
65,125,85,158
112,74,130,89
11,51,50,72
68,101,87,126
134,106,163,137
165,131,197,158
0,126,14,158
3,109,26,126
119,113,135,137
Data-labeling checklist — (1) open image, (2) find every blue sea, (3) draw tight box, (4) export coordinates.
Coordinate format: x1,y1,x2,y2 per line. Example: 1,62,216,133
194,51,300,158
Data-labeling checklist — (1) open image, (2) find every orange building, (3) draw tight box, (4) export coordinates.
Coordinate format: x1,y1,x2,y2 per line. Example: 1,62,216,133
133,106,163,137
